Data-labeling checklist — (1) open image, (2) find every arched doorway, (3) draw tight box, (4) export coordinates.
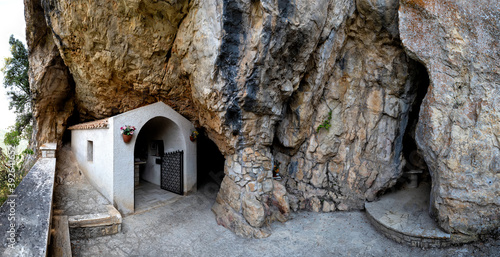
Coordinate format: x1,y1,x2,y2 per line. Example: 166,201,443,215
70,102,196,214
134,117,183,186
132,117,186,211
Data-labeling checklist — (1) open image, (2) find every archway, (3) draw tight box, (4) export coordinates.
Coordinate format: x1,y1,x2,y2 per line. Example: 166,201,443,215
109,102,196,214
133,116,185,211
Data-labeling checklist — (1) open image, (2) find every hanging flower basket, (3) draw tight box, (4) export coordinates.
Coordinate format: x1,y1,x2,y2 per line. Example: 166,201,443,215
120,125,136,143
190,130,199,142
122,134,133,143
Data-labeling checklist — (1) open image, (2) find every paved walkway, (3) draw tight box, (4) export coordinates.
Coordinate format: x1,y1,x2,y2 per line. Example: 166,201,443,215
71,182,500,257
53,146,110,216
134,180,181,214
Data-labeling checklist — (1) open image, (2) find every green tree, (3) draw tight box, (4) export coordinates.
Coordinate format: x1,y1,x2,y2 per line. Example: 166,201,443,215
3,130,20,147
1,35,32,137
0,146,7,203
0,144,29,205
0,36,32,204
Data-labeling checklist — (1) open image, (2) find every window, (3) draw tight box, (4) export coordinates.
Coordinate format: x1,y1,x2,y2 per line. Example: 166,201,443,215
87,140,93,162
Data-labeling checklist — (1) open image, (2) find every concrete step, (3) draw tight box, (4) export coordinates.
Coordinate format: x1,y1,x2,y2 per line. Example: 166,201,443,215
66,205,122,239
365,183,454,248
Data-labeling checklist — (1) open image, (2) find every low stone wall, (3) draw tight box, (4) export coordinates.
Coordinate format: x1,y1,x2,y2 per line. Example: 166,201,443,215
365,209,453,248
0,143,57,256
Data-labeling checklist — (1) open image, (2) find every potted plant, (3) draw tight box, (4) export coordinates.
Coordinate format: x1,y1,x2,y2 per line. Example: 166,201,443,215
120,125,136,143
190,130,199,142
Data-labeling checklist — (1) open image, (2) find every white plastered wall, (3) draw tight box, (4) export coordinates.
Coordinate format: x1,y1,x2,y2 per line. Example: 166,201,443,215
71,128,114,202
111,102,196,214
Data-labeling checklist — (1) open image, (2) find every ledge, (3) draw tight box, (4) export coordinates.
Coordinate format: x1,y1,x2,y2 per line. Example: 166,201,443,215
0,157,57,256
364,183,457,248
68,205,122,239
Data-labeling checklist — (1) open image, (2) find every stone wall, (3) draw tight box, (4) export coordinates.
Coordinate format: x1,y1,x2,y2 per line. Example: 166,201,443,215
0,144,57,255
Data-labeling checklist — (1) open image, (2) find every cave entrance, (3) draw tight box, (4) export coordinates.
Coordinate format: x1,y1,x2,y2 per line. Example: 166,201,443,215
399,60,431,193
196,128,225,198
365,61,446,246
374,60,431,195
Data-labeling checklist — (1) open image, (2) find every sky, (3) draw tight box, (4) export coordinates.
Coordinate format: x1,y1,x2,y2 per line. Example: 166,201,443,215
0,0,26,130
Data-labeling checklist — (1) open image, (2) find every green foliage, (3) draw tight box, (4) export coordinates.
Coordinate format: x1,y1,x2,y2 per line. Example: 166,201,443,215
317,111,332,133
1,35,32,137
4,130,20,147
22,148,34,155
0,147,7,204
0,144,31,205
0,128,33,205
14,113,33,139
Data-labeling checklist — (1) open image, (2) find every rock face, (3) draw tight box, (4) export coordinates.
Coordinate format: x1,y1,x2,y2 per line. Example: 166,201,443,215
25,0,75,148
275,0,427,213
24,0,499,238
399,0,500,237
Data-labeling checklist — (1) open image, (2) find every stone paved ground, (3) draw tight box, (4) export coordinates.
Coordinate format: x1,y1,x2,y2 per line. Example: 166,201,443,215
53,146,110,216
71,182,500,257
365,182,453,247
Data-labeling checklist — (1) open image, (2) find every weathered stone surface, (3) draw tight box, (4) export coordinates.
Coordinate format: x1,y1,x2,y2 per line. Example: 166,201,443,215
25,0,75,148
50,216,72,257
271,180,290,217
212,200,270,239
399,0,500,236
242,193,265,227
41,0,193,118
276,0,427,213
0,157,56,256
68,205,122,239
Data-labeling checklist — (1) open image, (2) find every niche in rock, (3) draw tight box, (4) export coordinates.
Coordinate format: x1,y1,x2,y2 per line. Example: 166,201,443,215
196,128,225,194
400,61,431,190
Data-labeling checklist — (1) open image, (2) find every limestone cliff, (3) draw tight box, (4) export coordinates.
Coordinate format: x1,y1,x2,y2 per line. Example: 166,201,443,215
400,0,500,237
25,0,499,239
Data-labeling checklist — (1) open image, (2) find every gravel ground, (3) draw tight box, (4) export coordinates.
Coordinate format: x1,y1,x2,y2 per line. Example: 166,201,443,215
70,182,500,257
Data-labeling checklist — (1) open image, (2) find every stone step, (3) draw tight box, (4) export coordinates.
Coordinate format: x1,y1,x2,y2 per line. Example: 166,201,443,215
50,215,72,257
67,205,122,239
364,183,454,248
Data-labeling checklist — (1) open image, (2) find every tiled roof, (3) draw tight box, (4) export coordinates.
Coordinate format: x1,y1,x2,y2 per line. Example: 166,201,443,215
68,118,109,130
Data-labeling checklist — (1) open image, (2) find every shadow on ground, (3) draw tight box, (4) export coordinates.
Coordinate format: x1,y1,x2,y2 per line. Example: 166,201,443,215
70,180,500,257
